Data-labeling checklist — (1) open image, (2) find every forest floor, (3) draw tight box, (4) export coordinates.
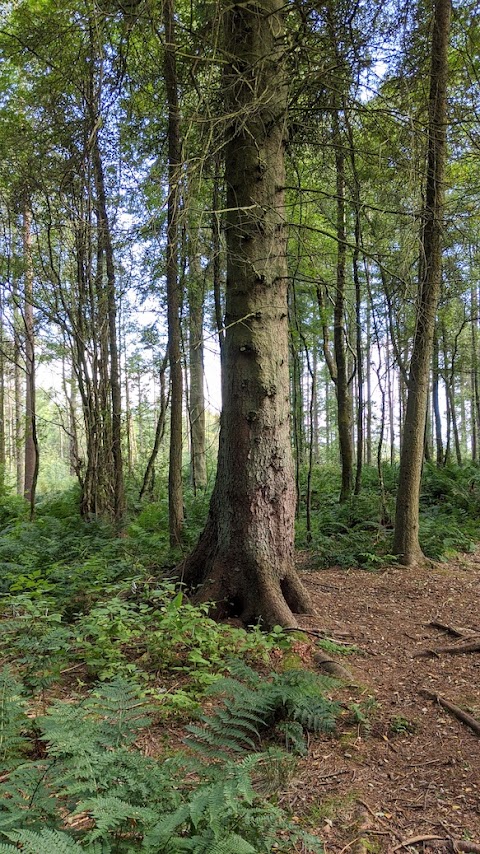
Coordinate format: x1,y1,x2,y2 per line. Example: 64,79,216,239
284,552,480,853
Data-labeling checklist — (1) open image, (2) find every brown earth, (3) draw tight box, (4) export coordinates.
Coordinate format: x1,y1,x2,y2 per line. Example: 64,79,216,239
284,553,480,853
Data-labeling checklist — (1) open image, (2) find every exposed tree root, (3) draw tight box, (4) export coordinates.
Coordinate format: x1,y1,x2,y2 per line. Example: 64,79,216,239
420,689,480,736
313,650,356,682
178,543,313,628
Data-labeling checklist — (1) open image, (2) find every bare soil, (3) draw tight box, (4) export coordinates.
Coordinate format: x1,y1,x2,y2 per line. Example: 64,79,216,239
285,553,480,853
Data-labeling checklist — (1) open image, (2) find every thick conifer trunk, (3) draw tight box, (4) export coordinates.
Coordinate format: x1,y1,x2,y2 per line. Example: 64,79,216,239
178,0,311,627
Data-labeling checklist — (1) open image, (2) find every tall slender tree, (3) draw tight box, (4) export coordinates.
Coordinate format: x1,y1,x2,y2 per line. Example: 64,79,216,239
393,0,452,564
163,0,184,545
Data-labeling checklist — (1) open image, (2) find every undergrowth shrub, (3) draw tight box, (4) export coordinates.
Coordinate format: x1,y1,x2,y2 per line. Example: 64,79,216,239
0,577,293,715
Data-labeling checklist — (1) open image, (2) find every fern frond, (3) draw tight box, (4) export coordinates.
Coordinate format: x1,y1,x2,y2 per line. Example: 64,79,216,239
0,667,29,768
208,834,257,854
86,677,153,748
76,795,158,842
186,664,340,764
143,803,191,848
6,827,82,853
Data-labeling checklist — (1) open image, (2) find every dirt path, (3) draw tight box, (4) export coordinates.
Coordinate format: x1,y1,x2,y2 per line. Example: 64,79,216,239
288,555,480,853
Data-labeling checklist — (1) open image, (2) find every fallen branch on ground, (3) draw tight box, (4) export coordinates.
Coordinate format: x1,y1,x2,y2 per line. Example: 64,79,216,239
392,834,445,851
414,641,480,658
453,841,480,853
284,626,354,644
426,620,477,638
420,689,480,736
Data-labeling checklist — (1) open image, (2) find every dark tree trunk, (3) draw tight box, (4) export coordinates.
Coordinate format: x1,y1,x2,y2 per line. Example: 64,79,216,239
92,136,125,524
163,0,184,545
0,284,5,490
140,354,168,499
22,205,38,516
13,280,24,497
178,0,311,628
432,331,444,466
332,121,353,502
393,0,451,565
211,158,225,358
188,255,207,492
366,296,372,467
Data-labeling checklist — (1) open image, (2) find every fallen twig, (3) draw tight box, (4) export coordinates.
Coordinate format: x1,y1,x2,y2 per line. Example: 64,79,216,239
414,641,480,658
392,834,445,851
426,620,476,638
355,798,402,841
284,626,354,645
420,689,480,736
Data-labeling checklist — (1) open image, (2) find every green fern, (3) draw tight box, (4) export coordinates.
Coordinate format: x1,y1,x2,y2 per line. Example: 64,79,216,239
6,828,82,852
84,677,154,747
186,661,339,758
0,668,29,768
0,668,326,853
77,796,158,843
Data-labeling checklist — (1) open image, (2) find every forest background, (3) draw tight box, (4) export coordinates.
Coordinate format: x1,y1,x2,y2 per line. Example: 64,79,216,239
0,0,479,850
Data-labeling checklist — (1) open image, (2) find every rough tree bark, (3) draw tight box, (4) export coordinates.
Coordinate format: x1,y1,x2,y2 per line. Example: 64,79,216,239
139,353,168,500
178,0,312,628
91,134,125,524
163,0,184,545
393,0,451,565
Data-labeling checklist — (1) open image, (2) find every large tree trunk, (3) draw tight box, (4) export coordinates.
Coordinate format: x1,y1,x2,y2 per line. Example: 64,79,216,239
163,0,184,545
332,114,353,502
432,330,443,466
393,0,451,565
178,0,311,628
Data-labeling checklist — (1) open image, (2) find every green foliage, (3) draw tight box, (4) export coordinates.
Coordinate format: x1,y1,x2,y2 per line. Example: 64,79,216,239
296,465,396,567
296,463,480,567
419,463,479,559
389,714,416,735
346,697,378,735
74,597,148,680
0,599,73,692
0,668,29,769
0,668,324,853
186,660,340,760
317,638,359,656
